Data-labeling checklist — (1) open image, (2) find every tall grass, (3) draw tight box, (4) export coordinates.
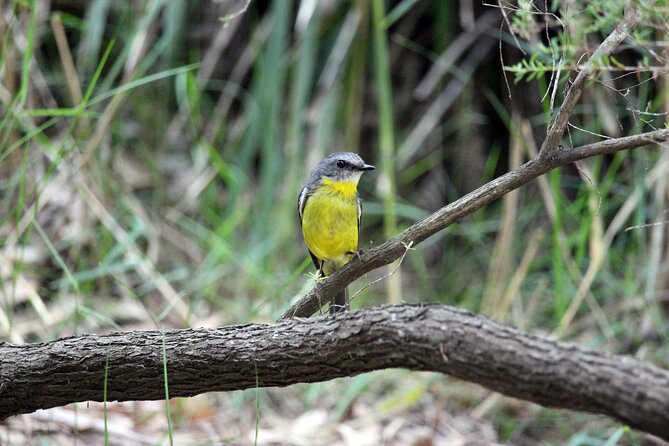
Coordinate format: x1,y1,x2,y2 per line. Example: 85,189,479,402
1,0,667,444
372,0,401,305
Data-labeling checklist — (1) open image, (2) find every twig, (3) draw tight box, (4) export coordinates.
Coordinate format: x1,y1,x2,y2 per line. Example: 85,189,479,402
539,8,636,158
348,241,414,304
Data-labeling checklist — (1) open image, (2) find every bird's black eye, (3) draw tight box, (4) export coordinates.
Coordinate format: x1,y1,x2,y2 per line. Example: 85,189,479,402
336,160,346,168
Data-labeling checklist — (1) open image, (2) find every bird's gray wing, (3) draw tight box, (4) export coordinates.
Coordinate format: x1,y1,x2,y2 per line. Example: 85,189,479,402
357,196,362,242
298,185,322,272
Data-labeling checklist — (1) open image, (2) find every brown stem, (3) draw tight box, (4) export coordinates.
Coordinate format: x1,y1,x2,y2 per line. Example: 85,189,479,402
539,9,636,157
281,128,669,320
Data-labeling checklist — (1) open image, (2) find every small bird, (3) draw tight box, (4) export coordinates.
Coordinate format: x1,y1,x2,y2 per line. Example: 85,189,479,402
298,152,375,314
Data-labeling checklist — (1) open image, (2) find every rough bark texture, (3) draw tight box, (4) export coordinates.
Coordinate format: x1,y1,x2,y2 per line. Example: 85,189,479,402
1,304,668,440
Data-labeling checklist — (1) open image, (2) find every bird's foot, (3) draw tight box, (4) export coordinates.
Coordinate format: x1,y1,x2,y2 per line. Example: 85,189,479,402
350,249,365,262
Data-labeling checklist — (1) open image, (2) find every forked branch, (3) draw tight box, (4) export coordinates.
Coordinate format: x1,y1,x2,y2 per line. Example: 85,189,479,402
280,7,648,320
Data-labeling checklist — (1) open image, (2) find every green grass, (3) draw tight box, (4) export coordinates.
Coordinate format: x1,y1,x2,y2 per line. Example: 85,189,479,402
103,354,110,446
162,330,174,446
1,0,668,444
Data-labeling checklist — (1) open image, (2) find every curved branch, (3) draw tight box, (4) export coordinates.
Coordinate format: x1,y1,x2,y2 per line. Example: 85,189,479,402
1,304,668,439
280,129,669,319
279,7,644,320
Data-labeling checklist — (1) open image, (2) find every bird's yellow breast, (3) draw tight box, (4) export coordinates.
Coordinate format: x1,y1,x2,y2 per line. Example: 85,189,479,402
301,179,359,269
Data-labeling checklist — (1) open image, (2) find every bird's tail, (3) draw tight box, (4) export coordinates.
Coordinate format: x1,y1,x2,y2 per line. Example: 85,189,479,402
329,287,349,314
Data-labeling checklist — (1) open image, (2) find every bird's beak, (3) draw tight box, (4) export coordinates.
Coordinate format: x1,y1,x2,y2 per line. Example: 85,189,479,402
361,164,375,171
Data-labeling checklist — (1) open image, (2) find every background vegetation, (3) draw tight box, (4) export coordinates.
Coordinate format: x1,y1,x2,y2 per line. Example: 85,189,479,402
1,0,668,444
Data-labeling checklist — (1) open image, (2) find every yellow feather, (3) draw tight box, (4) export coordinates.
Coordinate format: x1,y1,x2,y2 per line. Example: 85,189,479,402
301,179,359,273
321,178,358,196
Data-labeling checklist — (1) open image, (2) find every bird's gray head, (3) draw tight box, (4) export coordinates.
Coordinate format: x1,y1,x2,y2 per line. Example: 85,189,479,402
310,152,375,184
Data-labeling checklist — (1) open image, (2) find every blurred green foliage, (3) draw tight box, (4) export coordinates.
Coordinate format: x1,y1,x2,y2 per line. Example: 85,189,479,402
1,0,669,443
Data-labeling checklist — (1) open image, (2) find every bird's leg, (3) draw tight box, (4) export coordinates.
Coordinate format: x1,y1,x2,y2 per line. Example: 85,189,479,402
314,267,326,315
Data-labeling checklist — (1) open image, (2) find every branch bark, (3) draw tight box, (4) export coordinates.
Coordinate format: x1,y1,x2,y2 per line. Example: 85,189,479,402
1,304,668,439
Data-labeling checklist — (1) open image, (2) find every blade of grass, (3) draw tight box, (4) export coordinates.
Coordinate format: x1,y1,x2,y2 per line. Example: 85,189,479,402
103,354,110,446
481,113,523,317
497,228,544,322
15,0,36,107
343,2,368,150
372,0,401,304
251,0,291,247
283,1,318,253
602,426,628,446
162,330,174,446
381,0,422,29
254,360,261,446
32,218,80,294
79,0,111,76
558,154,669,337
332,374,374,421
50,13,84,107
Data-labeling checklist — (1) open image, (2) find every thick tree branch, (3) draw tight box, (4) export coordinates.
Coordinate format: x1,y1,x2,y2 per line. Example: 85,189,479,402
280,128,669,319
1,305,668,439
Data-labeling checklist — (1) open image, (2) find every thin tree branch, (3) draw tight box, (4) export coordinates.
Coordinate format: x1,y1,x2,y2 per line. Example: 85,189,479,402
280,128,669,320
280,8,642,320
1,305,668,440
539,8,636,157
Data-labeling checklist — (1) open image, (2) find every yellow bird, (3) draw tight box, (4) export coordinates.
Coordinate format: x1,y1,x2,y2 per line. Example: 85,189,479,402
298,152,375,313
